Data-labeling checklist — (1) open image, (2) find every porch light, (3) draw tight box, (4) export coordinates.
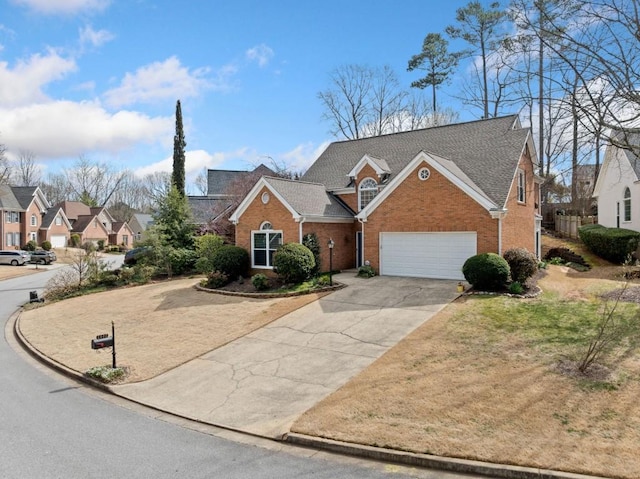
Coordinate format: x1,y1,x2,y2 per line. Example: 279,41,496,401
328,239,335,286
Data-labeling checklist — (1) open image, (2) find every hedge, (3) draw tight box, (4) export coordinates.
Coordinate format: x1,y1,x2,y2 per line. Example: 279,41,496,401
578,224,640,263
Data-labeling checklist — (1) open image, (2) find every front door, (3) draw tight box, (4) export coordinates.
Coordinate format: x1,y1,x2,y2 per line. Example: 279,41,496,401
355,231,362,268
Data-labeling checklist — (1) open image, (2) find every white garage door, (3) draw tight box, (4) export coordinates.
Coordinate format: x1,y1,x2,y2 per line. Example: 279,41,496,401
380,232,477,280
50,235,67,248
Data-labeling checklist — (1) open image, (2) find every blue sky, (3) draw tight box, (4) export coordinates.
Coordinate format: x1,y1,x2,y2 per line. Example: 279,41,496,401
0,0,487,192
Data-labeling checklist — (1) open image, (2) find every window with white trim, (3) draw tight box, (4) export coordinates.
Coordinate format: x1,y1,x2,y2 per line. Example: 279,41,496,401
359,178,378,210
5,211,19,223
55,215,62,226
5,232,20,246
624,187,631,222
30,232,37,241
31,214,37,226
517,169,526,203
252,222,282,268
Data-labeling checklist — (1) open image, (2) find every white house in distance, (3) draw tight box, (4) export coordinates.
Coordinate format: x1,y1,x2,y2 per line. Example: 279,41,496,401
593,134,640,232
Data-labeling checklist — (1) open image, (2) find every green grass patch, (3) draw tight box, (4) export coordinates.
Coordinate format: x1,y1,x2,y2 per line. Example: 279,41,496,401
467,292,640,354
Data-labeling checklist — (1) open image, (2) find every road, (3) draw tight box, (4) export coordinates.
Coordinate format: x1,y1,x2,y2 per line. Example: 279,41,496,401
0,262,484,479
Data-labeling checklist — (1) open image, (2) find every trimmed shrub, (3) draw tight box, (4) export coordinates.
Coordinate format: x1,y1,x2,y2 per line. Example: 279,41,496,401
462,253,510,291
302,233,321,276
543,247,590,268
97,239,105,251
508,281,524,295
503,248,538,284
578,224,640,263
251,273,269,291
206,270,229,289
210,245,250,279
70,233,81,248
357,265,376,278
167,248,198,275
195,233,225,273
273,243,315,284
23,240,37,251
41,240,52,251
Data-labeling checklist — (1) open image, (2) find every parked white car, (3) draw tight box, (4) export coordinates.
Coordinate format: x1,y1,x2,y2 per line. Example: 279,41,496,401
0,250,31,266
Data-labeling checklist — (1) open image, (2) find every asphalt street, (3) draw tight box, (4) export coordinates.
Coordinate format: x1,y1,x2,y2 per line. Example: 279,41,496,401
0,261,479,479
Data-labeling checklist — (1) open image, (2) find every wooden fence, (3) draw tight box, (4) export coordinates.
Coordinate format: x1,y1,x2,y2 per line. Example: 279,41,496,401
554,215,597,239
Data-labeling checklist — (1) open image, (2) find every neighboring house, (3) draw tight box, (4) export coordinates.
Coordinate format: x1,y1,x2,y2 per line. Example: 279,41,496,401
230,115,542,280
593,134,640,231
57,201,130,246
40,206,73,247
129,213,154,242
110,221,134,247
0,185,72,249
187,164,275,241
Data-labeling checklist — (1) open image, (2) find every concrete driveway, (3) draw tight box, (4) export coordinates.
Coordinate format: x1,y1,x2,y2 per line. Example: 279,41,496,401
113,273,461,438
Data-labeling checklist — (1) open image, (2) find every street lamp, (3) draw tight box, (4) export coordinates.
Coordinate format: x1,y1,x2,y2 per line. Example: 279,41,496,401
327,238,335,286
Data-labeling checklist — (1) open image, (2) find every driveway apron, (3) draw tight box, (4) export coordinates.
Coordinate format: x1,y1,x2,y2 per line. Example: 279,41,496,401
113,273,461,438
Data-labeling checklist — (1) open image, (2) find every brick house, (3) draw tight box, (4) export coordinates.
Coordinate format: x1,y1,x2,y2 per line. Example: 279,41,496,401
0,185,72,249
57,201,131,247
230,115,542,280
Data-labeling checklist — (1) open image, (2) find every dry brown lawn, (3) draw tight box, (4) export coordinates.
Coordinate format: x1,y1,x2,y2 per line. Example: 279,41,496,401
292,250,640,478
19,278,325,383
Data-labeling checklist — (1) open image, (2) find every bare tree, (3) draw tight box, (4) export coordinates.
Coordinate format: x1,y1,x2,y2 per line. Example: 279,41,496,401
318,64,439,140
13,150,41,186
194,167,208,195
0,142,10,185
142,171,172,210
58,156,126,206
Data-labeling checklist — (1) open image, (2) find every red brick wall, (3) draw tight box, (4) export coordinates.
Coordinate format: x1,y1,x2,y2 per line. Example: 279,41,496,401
43,213,70,245
236,186,358,274
501,153,537,254
82,218,109,243
362,161,499,272
301,222,356,271
23,202,41,245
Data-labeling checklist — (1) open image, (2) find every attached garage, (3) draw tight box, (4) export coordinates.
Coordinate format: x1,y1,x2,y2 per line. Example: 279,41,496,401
379,232,477,280
50,235,67,248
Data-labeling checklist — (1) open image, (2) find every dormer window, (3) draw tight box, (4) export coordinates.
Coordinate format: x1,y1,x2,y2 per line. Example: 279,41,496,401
359,178,378,210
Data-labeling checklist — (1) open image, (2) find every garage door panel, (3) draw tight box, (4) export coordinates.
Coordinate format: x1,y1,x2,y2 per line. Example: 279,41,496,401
51,235,66,248
380,232,476,280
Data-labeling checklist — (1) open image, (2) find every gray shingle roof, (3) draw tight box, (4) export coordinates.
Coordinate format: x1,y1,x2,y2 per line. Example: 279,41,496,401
302,115,529,208
207,164,275,197
188,196,234,224
41,207,61,228
263,177,354,218
0,185,22,210
11,186,38,209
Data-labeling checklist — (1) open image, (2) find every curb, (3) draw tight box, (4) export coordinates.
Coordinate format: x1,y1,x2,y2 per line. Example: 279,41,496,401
11,310,608,479
285,433,607,479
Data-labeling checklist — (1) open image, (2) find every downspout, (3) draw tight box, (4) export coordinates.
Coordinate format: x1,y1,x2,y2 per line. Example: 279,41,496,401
298,217,305,243
358,217,366,267
497,216,503,256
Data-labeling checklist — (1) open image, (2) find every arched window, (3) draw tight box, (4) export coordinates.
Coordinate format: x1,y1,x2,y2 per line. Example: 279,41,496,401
624,187,631,222
359,178,378,210
30,214,37,226
252,221,282,268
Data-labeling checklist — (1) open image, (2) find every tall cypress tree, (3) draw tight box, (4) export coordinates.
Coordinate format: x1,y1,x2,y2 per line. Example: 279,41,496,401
172,100,186,196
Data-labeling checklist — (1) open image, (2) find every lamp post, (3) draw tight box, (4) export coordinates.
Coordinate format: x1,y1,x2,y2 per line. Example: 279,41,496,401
328,238,335,286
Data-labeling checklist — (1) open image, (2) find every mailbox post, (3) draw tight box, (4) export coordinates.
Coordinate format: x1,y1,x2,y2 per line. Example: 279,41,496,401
91,321,116,368
328,238,335,286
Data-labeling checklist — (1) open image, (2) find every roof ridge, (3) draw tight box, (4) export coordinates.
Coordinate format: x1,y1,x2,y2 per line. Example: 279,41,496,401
264,176,324,187
328,114,519,145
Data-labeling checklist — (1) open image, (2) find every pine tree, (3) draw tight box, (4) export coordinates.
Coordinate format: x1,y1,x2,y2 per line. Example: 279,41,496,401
172,100,186,196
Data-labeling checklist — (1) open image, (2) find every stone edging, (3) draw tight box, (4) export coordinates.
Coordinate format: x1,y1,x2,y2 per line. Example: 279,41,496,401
462,285,542,299
194,281,346,298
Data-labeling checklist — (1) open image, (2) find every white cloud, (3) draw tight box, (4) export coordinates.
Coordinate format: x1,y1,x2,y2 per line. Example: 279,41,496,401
79,25,114,49
281,141,329,173
0,100,172,158
103,56,213,108
246,44,274,68
134,148,254,179
10,0,110,15
0,50,76,107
